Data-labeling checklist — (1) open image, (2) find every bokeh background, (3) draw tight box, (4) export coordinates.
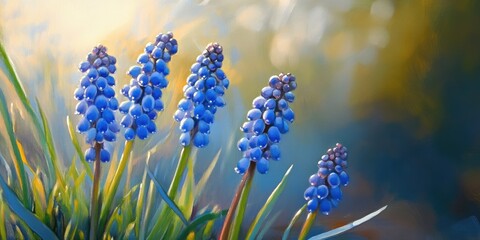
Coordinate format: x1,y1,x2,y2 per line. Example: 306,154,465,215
1,0,480,239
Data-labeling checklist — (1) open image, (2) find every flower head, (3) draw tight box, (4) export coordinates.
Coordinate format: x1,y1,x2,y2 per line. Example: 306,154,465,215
74,45,119,162
173,42,229,148
119,32,178,140
235,73,297,174
304,143,349,215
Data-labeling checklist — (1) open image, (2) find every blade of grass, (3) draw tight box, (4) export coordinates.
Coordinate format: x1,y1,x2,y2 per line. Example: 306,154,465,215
36,99,65,188
148,146,192,240
66,116,93,179
307,205,388,240
142,179,155,236
31,170,47,222
103,185,139,237
194,150,221,200
135,153,150,238
246,165,293,239
0,176,58,240
147,169,188,225
15,140,34,174
176,209,228,240
257,211,281,240
0,190,7,240
0,89,30,207
282,204,307,240
98,140,134,236
0,41,57,185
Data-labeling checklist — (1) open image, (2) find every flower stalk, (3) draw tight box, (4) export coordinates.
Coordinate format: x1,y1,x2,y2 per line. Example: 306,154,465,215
89,142,102,240
219,161,256,240
299,211,317,240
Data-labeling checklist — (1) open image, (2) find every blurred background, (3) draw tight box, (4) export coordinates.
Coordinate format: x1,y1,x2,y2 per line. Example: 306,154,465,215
1,0,480,239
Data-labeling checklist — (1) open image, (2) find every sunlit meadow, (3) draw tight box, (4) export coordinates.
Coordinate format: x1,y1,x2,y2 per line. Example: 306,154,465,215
1,0,480,239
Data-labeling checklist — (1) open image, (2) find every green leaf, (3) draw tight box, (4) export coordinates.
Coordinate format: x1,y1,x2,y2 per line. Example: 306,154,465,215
0,41,56,187
36,98,65,188
66,116,93,179
104,185,139,238
0,89,30,207
282,204,306,240
176,209,228,240
0,190,8,240
135,153,150,238
194,150,221,200
0,176,58,240
246,165,293,239
257,211,280,240
99,140,134,236
307,205,388,240
147,169,188,226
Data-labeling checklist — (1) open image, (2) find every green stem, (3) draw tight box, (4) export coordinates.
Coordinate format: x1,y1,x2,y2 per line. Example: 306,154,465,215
219,162,256,240
147,145,192,240
98,140,134,238
299,211,317,240
89,143,102,240
167,145,192,199
0,90,30,208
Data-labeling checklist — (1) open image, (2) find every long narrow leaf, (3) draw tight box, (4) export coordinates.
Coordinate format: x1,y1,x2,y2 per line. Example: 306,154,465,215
147,169,188,225
135,153,150,238
246,165,293,239
36,99,65,188
257,212,281,240
307,205,388,240
103,185,139,237
282,204,307,240
98,140,134,235
176,210,228,240
0,89,30,207
194,150,221,200
0,176,58,240
0,41,56,185
66,116,93,179
0,190,7,240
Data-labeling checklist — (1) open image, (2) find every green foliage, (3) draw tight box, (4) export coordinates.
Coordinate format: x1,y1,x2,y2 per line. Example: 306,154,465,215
246,165,293,239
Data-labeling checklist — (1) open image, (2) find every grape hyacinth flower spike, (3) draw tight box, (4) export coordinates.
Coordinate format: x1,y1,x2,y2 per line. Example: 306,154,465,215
174,42,229,148
235,73,297,174
220,73,297,240
164,42,228,203
75,44,119,162
119,32,178,140
74,44,119,240
304,143,349,215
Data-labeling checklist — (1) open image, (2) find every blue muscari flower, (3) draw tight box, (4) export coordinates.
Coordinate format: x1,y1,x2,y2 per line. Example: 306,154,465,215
235,73,297,174
173,42,229,148
304,143,349,215
119,32,178,140
74,45,119,162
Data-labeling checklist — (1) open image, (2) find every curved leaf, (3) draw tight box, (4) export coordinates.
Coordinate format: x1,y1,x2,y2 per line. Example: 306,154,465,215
0,176,58,240
308,205,388,240
147,169,188,225
282,204,307,240
176,210,228,240
246,165,293,239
